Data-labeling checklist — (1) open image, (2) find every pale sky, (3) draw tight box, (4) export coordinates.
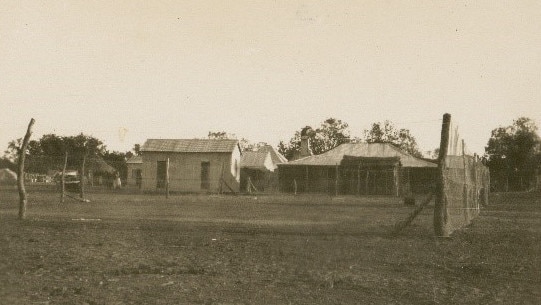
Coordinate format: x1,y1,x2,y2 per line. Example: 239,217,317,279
1,0,540,156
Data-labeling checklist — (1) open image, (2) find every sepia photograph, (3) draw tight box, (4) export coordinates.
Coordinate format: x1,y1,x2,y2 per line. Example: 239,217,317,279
0,1,540,304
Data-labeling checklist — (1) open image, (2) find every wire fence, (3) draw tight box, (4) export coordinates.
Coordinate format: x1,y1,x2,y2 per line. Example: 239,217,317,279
435,114,491,236
277,165,437,196
18,158,436,197
443,155,490,234
18,153,440,197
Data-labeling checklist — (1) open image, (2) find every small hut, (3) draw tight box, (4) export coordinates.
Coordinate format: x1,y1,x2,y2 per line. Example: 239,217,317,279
240,151,274,192
126,155,143,188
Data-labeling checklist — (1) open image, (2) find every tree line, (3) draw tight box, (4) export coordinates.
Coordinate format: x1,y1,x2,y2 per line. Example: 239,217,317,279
210,116,541,191
484,117,541,191
2,116,540,191
2,133,139,179
276,118,424,160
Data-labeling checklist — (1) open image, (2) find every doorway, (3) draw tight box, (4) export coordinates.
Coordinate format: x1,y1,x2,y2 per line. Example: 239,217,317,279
201,162,210,190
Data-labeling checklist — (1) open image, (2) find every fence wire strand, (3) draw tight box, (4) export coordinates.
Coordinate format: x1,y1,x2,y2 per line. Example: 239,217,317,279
443,155,490,234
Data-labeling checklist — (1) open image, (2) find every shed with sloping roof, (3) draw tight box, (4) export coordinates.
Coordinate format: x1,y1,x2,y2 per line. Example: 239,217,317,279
140,139,241,193
278,143,437,195
126,155,143,188
257,145,288,167
240,151,275,193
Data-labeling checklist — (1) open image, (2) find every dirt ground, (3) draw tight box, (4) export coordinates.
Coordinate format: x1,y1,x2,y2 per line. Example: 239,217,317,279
0,187,539,305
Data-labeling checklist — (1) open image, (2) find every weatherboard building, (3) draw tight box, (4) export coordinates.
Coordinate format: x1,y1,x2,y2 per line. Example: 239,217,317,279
140,139,241,193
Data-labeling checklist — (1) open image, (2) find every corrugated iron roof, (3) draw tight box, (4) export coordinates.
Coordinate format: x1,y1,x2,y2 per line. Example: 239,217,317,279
241,151,271,169
141,139,238,153
126,155,142,164
280,143,436,168
341,156,401,167
257,145,288,164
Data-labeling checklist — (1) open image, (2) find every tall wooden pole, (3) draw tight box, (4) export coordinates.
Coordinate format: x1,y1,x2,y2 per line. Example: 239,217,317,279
434,113,451,237
462,139,468,223
61,151,68,203
165,157,170,199
473,154,478,209
80,154,86,199
17,118,35,220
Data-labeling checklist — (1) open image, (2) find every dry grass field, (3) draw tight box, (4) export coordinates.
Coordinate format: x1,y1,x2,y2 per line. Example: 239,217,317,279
0,186,539,305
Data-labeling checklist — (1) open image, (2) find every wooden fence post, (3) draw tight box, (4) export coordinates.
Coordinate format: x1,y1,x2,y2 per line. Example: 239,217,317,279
305,166,308,193
219,163,225,194
434,113,451,237
165,157,170,199
473,154,478,209
61,151,68,203
80,154,86,199
365,170,370,195
357,163,361,196
462,139,469,223
17,118,35,219
335,164,339,196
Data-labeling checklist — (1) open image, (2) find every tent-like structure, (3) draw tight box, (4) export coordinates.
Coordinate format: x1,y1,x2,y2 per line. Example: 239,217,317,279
0,168,17,185
86,156,117,175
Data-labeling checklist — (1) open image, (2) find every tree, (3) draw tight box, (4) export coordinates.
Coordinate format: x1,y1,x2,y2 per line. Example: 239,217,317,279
426,148,440,160
102,150,128,179
312,118,351,154
278,118,351,160
4,133,108,174
362,120,423,158
240,140,267,152
133,144,141,156
485,117,541,191
207,131,235,140
0,157,16,171
207,131,264,152
4,138,40,162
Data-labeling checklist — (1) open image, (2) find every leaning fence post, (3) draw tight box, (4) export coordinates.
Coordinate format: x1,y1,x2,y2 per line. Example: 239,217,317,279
17,118,35,219
293,179,297,195
434,113,451,237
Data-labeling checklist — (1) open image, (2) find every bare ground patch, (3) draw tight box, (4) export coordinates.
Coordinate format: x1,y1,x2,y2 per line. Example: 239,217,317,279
0,188,539,304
